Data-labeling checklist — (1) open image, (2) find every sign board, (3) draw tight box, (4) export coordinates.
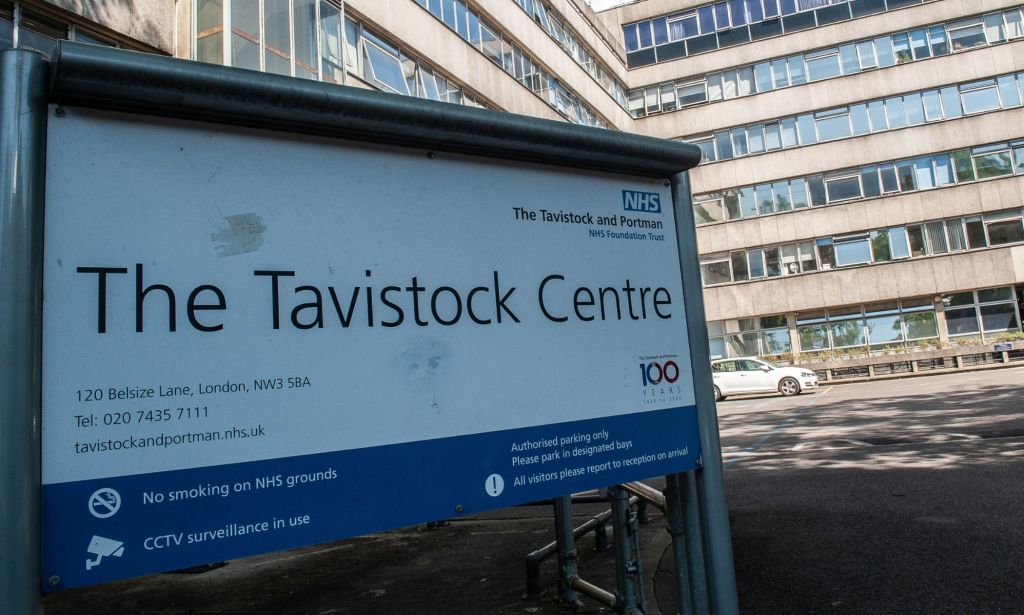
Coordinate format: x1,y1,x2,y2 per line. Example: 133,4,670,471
993,342,1013,352
41,108,702,589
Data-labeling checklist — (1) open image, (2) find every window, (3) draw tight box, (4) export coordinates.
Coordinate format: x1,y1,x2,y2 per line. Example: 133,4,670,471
973,144,1013,179
805,49,840,81
985,210,1024,245
701,256,733,285
815,108,852,141
948,18,987,51
678,81,708,106
834,234,872,266
960,79,1002,114
825,173,861,202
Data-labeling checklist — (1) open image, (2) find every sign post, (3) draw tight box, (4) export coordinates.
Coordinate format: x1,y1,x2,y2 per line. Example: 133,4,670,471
0,42,737,613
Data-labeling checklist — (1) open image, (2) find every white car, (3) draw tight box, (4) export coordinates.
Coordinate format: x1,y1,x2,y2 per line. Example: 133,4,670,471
711,357,818,401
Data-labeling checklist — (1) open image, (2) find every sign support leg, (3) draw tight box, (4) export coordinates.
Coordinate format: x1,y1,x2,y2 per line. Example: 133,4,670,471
671,171,740,615
553,495,582,607
0,49,49,615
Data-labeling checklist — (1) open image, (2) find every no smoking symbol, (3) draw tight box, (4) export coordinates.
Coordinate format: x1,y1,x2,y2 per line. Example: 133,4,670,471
88,488,121,519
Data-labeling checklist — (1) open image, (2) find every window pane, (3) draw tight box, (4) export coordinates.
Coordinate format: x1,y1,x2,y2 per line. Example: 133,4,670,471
798,324,830,350
797,113,817,144
892,32,912,63
885,96,905,128
934,154,955,186
762,328,792,353
781,117,798,147
879,164,899,192
867,314,903,344
914,157,935,189
946,219,967,251
867,100,887,131
787,55,806,85
870,230,891,262
980,303,1018,332
790,178,809,208
840,44,859,74
929,25,949,55
988,219,1024,244
755,61,773,92
1007,9,1024,39
961,83,1001,114
740,187,758,217
896,160,916,191
952,149,975,182
772,59,790,88
816,240,836,269
806,51,841,81
850,104,870,135
904,311,938,339
816,110,852,141
705,74,724,102
830,319,865,347
747,124,766,153
996,75,1022,108
826,174,861,202
910,28,931,59
731,252,749,281
922,90,943,121
946,307,980,335
926,221,948,253
861,166,881,198
974,150,1013,178
979,287,1014,302
773,181,792,211
835,237,872,265
780,245,799,275
748,250,765,277
293,0,318,79
732,127,748,156
264,0,293,76
904,93,925,125
715,130,734,159
808,175,827,206
984,12,1006,44
197,0,225,64
907,225,927,256
724,192,741,219
764,247,782,277
756,184,774,214
949,21,988,51
694,200,725,224
798,241,817,270
678,81,708,105
737,66,755,96
857,40,876,68
764,122,782,150
889,227,911,258
701,260,732,285
966,216,988,248
875,35,895,67
940,86,963,118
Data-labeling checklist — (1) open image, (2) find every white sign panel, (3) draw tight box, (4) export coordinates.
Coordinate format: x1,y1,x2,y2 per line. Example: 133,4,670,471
41,108,701,590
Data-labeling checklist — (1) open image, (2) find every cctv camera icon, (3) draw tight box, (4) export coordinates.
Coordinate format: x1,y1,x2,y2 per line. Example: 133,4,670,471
85,535,125,570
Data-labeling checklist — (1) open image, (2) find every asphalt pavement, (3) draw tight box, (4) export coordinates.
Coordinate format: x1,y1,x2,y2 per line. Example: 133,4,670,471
44,367,1024,614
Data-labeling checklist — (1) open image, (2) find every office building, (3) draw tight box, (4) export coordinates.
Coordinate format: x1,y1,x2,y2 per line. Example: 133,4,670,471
5,0,1023,366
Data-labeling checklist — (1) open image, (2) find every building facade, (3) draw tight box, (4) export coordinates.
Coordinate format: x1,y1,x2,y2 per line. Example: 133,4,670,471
5,0,1023,363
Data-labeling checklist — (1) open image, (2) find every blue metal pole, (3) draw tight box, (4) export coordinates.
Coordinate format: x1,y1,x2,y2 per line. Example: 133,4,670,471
671,171,739,614
0,49,49,615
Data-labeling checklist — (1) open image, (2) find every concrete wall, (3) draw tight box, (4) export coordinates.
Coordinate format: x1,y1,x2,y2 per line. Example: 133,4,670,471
44,0,175,53
701,245,1024,321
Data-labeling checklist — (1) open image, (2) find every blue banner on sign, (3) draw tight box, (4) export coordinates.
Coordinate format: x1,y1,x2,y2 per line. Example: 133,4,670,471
43,405,700,590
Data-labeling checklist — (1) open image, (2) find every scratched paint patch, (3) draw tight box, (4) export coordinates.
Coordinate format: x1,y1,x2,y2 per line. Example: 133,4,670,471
211,213,266,256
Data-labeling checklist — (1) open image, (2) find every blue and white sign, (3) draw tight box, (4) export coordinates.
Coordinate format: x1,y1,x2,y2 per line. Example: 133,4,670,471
42,108,702,590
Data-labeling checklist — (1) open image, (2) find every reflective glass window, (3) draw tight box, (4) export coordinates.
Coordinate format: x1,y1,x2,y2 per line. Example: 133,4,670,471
797,113,817,145
755,62,773,92
945,307,980,335
961,81,1001,114
747,124,765,154
756,184,774,215
903,93,925,125
981,304,1018,332
914,157,935,189
965,216,988,249
772,58,790,88
731,127,748,156
857,40,876,68
934,154,955,186
879,164,900,192
929,25,949,55
701,260,732,285
922,90,943,121
781,117,799,147
885,96,906,128
815,109,852,141
805,50,841,81
840,44,859,74
787,55,807,85
889,227,911,259
860,166,881,198
892,32,912,64
984,12,1006,44
773,181,792,212
974,148,1013,179
790,178,809,209
940,86,963,118
765,122,783,150
850,104,870,135
910,28,931,59
998,75,1022,108
874,35,895,67
826,174,861,202
948,19,987,51
867,100,887,132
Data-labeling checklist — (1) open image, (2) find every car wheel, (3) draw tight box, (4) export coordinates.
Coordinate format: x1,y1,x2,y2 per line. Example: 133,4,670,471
778,377,801,397
713,386,725,402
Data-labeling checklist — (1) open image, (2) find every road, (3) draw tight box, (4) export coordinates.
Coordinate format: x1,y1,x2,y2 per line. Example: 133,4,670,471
697,367,1024,614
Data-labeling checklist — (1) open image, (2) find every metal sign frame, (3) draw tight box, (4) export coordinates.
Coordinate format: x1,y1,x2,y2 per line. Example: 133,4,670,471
0,43,737,614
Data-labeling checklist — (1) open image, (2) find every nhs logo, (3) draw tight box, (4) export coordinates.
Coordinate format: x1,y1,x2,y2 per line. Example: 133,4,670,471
622,190,661,214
